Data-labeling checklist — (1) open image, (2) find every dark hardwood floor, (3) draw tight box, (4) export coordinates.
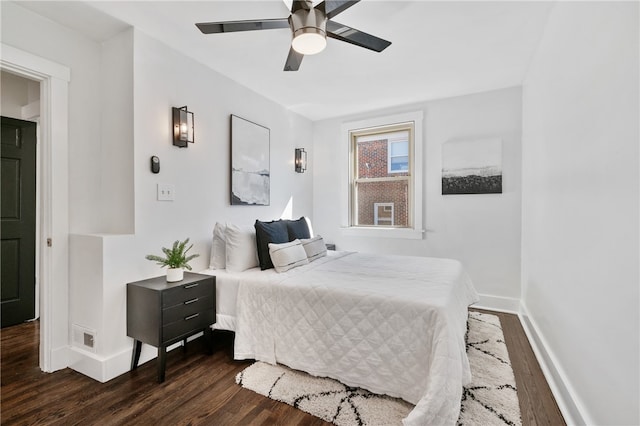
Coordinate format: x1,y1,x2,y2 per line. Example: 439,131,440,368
1,310,564,425
474,309,565,426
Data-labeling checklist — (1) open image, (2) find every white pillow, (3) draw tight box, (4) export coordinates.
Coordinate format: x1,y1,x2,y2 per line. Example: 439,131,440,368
269,239,309,273
301,236,327,262
225,224,259,272
209,222,227,269
304,217,315,238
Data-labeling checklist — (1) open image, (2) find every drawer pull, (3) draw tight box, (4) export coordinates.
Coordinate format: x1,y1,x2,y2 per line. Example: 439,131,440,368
184,298,199,305
184,313,200,321
184,283,199,289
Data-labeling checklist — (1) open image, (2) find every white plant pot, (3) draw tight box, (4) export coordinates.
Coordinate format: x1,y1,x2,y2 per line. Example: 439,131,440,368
166,268,183,282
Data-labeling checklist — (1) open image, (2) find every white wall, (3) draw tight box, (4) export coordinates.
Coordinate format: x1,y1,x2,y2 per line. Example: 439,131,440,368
68,29,314,381
521,2,639,425
313,87,522,309
130,30,314,245
100,28,135,234
1,71,31,118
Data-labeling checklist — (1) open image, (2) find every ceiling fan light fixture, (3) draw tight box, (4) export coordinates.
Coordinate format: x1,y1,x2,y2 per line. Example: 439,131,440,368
292,29,327,55
196,1,392,72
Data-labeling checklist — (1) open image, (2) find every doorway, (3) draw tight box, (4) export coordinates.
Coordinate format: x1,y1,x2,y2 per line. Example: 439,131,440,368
1,43,71,373
1,116,38,327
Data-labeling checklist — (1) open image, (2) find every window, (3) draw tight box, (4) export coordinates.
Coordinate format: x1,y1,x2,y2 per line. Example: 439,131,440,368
388,139,409,173
340,111,424,239
350,123,413,228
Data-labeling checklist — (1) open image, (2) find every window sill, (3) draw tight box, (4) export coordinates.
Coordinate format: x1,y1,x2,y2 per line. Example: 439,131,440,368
340,227,425,240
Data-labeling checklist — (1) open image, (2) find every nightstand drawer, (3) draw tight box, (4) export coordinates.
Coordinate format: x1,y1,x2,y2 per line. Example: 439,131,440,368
162,308,215,343
163,295,214,325
162,278,213,308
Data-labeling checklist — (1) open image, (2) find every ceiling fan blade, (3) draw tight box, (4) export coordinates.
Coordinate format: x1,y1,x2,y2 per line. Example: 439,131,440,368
291,0,313,13
326,20,391,52
284,47,304,71
196,18,290,34
315,0,360,19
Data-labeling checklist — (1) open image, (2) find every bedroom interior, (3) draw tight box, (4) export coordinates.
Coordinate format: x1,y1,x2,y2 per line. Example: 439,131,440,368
0,1,637,425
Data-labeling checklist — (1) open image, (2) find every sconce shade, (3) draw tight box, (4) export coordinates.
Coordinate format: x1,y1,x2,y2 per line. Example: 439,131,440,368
295,148,307,173
172,106,194,147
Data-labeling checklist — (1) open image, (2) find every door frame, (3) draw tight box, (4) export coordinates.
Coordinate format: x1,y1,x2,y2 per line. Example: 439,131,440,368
1,43,70,372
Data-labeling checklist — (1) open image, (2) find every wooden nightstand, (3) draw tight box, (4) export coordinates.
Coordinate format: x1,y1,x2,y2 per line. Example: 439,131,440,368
126,272,216,382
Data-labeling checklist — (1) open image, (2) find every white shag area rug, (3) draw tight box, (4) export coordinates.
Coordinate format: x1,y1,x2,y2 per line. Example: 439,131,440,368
235,311,521,426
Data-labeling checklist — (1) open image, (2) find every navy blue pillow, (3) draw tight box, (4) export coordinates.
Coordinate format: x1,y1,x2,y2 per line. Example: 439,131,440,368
286,217,311,241
255,219,289,270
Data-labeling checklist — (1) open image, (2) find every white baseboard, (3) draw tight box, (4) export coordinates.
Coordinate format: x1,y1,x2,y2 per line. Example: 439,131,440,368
68,339,193,382
518,303,591,426
69,343,165,382
68,346,109,382
472,293,520,313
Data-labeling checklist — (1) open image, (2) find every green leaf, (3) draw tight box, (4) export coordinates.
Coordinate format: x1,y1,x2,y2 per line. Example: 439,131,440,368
145,238,200,270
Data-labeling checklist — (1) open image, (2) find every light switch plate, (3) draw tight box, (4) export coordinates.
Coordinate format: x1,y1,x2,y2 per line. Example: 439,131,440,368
157,183,175,201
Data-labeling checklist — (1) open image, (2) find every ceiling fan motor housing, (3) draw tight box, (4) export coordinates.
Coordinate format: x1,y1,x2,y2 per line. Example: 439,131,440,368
289,8,327,48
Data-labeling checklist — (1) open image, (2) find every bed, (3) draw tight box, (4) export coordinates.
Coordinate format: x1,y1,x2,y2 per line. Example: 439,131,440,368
201,249,478,425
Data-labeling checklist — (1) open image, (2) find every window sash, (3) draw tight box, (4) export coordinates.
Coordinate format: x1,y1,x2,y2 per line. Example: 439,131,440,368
354,176,409,184
350,122,414,228
353,179,409,228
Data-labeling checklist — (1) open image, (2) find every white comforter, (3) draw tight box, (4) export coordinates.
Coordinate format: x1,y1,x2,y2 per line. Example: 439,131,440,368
234,251,479,425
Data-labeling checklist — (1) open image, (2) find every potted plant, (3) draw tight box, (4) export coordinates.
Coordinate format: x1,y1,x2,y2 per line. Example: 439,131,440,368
146,238,200,282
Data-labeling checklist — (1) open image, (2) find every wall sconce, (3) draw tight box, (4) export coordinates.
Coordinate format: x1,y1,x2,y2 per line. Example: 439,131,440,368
172,106,194,147
295,148,307,173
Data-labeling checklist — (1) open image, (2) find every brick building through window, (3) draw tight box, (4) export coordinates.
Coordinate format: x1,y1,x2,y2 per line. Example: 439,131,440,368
352,128,412,227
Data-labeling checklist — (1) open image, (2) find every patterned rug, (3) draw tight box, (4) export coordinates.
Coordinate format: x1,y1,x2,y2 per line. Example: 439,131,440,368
235,311,521,426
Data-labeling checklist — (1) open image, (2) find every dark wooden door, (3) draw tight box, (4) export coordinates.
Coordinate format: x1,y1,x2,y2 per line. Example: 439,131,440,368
1,116,37,328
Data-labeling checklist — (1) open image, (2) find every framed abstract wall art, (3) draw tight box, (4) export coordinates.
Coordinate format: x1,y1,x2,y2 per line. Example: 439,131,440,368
442,138,502,195
230,115,270,205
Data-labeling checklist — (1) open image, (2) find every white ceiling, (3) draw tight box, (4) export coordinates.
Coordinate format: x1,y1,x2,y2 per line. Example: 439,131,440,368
17,1,554,121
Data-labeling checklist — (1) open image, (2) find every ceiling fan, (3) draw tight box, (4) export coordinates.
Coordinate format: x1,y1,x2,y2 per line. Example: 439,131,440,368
195,0,391,71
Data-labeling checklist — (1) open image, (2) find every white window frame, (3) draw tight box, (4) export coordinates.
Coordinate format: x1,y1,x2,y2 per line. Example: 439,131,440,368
351,125,412,228
340,111,424,239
